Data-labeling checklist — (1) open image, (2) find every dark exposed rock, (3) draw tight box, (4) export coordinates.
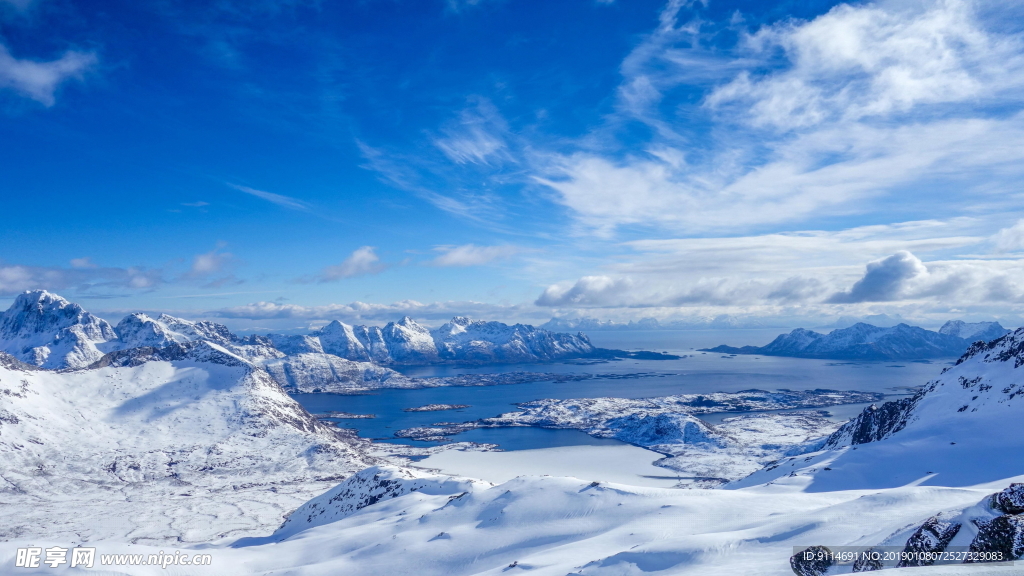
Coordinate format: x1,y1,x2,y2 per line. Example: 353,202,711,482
0,351,38,371
825,393,921,448
966,514,1024,562
790,546,834,576
897,516,961,567
852,549,883,572
994,484,1024,515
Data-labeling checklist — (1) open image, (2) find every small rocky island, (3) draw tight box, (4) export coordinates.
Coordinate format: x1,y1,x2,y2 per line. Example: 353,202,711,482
403,404,471,412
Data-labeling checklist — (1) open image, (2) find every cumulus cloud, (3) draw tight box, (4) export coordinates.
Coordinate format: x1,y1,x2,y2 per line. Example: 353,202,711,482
536,276,635,307
318,246,386,281
230,184,310,211
431,244,521,267
0,44,96,106
532,219,1024,312
828,251,928,303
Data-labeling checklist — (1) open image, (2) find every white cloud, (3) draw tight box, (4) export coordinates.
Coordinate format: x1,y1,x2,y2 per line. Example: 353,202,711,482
0,263,163,297
434,98,511,166
209,298,530,324
828,250,927,303
431,244,521,267
318,246,386,281
69,257,97,269
533,219,1024,312
188,248,234,277
0,44,96,106
230,184,310,211
532,0,1024,234
706,0,1020,129
992,219,1024,253
536,276,635,307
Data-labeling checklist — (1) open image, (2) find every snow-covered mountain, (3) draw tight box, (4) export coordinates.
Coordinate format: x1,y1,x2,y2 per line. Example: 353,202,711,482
315,316,597,365
0,292,609,399
115,312,235,348
703,321,1001,360
0,290,117,369
734,325,1024,491
0,341,375,543
938,319,1010,342
263,353,410,393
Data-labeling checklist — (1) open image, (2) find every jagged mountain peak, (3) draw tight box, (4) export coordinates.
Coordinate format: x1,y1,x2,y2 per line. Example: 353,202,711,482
1,289,114,339
0,290,117,369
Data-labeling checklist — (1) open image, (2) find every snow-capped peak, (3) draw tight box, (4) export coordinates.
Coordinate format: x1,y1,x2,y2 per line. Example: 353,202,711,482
0,290,117,369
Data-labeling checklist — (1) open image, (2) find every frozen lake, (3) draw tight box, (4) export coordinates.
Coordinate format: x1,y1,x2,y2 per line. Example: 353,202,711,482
292,330,951,452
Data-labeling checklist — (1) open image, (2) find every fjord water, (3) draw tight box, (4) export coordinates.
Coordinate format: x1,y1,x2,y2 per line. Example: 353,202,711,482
292,330,950,450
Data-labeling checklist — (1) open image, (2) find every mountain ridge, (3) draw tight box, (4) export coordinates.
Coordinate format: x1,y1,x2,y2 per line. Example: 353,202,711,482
701,321,1010,361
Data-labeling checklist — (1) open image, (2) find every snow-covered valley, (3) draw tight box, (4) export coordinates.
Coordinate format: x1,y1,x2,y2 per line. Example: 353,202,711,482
3,290,1024,574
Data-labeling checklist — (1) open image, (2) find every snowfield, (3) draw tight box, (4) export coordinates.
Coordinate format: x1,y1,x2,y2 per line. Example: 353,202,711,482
4,291,1024,575
398,390,883,485
2,466,1022,575
0,346,374,544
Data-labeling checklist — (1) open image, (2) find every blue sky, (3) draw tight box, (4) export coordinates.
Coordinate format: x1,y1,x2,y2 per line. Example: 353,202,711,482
3,0,1024,330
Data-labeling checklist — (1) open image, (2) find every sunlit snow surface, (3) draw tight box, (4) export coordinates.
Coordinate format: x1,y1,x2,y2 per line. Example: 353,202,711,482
0,351,374,544
5,299,1024,574
2,466,1022,575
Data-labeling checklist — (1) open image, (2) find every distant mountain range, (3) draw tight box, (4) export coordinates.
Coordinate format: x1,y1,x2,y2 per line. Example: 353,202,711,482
0,290,672,374
701,321,1010,360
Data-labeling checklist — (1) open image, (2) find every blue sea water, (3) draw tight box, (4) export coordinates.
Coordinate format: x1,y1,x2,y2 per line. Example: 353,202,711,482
291,330,952,451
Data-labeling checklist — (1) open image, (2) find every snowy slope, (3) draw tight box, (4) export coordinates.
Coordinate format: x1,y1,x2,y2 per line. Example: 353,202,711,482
263,352,411,393
733,326,1024,492
0,290,117,369
0,344,375,544
705,322,978,360
3,466,1020,575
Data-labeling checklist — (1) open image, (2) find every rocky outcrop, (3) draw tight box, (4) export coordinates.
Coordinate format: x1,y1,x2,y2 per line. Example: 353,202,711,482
994,483,1024,514
824,394,921,448
273,466,482,540
896,516,961,567
967,514,1024,562
0,351,37,371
